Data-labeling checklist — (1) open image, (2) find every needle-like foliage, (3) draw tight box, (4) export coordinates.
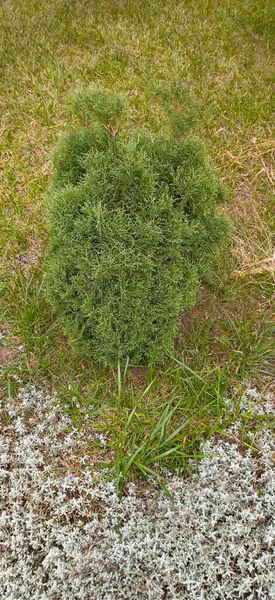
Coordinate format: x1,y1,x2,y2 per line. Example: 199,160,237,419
46,87,231,365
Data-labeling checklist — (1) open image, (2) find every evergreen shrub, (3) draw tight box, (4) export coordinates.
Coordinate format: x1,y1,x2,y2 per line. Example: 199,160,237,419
45,87,231,365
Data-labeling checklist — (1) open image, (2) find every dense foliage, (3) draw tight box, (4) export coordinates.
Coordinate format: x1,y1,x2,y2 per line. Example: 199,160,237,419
46,88,230,365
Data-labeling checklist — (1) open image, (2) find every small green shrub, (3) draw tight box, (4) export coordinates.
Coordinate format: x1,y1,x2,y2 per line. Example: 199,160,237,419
45,87,231,366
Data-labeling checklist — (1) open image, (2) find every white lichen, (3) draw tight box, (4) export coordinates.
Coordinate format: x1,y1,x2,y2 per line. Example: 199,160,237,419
0,384,274,599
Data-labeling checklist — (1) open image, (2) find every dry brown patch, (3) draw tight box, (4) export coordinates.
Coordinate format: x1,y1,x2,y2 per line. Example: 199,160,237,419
16,235,43,274
224,183,275,281
0,345,20,367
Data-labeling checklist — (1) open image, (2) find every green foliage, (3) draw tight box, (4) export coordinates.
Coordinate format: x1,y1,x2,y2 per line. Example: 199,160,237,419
45,88,231,366
71,86,126,128
152,81,197,137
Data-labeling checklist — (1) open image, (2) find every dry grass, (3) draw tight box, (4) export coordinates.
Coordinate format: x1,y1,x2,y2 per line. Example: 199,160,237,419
227,184,275,280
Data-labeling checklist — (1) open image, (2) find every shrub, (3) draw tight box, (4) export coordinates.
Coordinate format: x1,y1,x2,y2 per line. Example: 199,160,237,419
45,87,231,365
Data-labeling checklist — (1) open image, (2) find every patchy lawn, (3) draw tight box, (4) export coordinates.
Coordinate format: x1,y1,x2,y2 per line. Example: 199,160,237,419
0,1,274,597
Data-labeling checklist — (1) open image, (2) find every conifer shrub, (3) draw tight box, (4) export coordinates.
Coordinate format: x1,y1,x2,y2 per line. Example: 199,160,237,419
45,87,231,365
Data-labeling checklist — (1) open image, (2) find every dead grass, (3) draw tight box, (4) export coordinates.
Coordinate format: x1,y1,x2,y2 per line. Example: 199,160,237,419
225,184,275,280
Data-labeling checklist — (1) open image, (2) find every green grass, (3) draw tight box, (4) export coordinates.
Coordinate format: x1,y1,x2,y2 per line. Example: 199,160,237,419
1,0,274,490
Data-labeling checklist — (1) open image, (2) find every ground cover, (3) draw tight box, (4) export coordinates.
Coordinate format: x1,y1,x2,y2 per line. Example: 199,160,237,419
0,382,274,599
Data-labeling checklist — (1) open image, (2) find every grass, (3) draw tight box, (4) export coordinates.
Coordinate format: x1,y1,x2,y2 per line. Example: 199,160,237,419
0,0,274,491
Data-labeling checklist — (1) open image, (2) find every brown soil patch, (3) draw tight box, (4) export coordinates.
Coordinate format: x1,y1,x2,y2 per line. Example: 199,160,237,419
16,236,43,274
0,345,20,367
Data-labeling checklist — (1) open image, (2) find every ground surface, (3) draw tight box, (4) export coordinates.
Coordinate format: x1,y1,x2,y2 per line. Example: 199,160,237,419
0,383,274,600
0,2,274,598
